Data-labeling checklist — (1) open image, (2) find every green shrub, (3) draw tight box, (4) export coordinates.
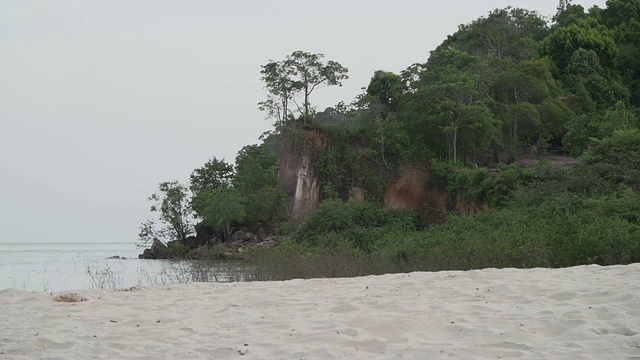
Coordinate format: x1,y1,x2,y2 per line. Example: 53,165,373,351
574,217,640,265
301,199,421,251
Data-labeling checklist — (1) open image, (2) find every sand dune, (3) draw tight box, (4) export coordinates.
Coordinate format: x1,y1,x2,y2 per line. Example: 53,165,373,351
1,264,640,359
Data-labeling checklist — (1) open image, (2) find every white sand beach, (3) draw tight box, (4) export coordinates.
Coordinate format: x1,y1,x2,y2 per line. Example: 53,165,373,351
1,264,640,359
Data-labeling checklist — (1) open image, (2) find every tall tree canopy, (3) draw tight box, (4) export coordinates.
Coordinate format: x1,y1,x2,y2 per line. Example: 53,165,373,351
438,7,549,61
259,51,348,127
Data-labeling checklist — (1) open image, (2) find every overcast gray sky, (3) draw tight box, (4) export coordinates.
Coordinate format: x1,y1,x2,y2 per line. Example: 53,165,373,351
1,0,605,244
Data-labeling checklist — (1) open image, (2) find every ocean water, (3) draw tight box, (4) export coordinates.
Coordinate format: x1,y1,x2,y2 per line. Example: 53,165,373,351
0,242,231,292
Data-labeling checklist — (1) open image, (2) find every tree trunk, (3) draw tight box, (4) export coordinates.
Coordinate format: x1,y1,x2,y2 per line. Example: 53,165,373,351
453,126,458,164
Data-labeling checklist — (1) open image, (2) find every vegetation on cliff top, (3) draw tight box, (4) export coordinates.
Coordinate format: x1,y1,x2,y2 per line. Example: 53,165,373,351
139,1,640,274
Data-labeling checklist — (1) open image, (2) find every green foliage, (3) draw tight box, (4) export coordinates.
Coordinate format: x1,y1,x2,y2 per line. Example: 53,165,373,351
251,184,639,277
553,3,587,28
258,51,348,126
425,67,496,163
189,157,235,221
243,187,286,226
396,191,640,269
562,48,624,114
184,134,286,241
142,181,193,244
489,58,573,157
315,122,392,201
585,187,640,223
447,162,565,208
194,187,246,242
427,159,453,190
189,157,234,195
591,128,640,159
316,144,348,200
366,70,404,113
301,199,421,251
439,7,548,61
540,17,618,70
571,129,640,192
597,0,640,29
399,50,502,163
233,136,286,225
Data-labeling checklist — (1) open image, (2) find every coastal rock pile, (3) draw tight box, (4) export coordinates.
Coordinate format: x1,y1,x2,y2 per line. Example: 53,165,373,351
138,225,281,260
138,238,168,259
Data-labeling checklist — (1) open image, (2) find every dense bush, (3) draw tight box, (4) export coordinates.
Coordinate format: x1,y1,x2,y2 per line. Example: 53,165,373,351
300,199,421,251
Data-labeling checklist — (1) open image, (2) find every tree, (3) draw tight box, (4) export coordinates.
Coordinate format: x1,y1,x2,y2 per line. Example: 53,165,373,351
596,101,639,134
259,51,348,126
557,0,572,12
288,51,349,121
362,70,407,166
398,49,498,163
598,0,640,29
503,102,541,156
233,141,278,194
563,113,593,155
189,157,236,227
485,57,575,156
233,134,285,224
598,0,640,106
140,181,194,245
536,98,575,144
492,59,551,156
562,48,619,114
258,60,296,128
194,187,246,242
438,7,548,61
420,65,496,163
365,70,404,115
189,157,234,195
553,2,587,27
539,17,618,71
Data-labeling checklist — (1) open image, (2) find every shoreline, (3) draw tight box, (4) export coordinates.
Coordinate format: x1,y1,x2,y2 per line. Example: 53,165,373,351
2,264,640,359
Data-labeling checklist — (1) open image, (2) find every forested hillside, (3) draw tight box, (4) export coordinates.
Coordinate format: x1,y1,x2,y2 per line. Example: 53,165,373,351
317,1,638,166
140,1,640,273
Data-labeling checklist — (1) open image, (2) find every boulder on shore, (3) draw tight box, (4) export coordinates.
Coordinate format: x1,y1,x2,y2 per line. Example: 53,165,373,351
138,238,167,259
194,222,216,246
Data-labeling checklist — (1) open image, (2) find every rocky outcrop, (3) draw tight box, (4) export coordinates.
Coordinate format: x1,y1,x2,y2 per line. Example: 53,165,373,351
384,166,428,211
187,230,281,260
138,228,282,261
277,127,325,222
138,238,168,259
383,166,486,223
276,127,486,224
194,222,216,246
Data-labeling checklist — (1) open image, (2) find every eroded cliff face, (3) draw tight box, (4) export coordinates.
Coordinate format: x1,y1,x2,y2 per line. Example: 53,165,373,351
278,128,485,223
383,166,486,223
277,128,325,222
384,167,428,210
384,166,450,223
